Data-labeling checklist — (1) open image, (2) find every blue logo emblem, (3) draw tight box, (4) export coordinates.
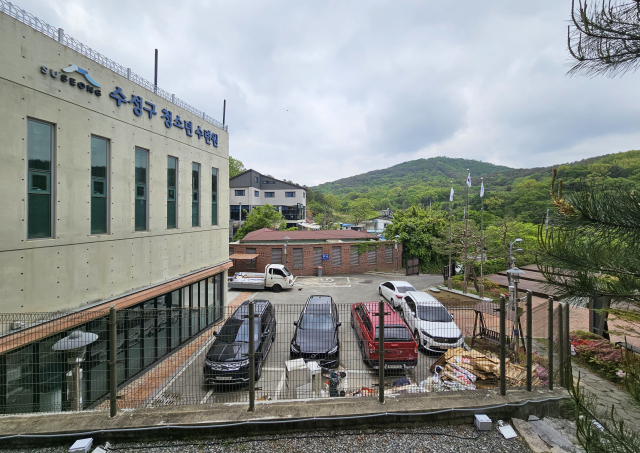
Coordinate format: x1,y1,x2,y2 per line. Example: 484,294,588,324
61,64,101,87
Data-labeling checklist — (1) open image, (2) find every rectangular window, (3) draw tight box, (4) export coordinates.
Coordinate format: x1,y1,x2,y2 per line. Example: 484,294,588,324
350,246,359,266
285,192,295,198
303,192,306,198
246,247,257,271
235,190,245,196
90,136,108,234
241,205,249,221
230,205,239,221
313,247,323,267
368,249,377,265
332,246,342,266
385,245,393,264
135,148,148,231
265,192,275,198
211,167,218,225
271,248,283,264
167,156,178,229
292,248,303,268
254,190,259,197
27,119,53,239
255,176,259,183
192,163,200,227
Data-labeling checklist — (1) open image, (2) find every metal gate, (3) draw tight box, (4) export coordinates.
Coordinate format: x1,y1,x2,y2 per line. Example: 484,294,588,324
406,258,419,276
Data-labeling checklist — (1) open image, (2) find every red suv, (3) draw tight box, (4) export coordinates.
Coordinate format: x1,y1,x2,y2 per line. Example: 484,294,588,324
351,301,418,369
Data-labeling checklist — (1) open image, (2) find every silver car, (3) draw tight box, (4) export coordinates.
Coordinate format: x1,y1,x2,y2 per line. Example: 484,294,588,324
378,280,416,309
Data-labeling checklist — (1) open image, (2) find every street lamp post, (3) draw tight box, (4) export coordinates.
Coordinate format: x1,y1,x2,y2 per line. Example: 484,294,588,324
53,330,98,412
506,267,526,356
394,235,400,271
508,238,523,286
284,236,290,266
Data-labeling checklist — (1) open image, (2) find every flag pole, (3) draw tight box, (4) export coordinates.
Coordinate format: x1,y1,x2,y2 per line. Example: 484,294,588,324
448,181,453,290
463,170,469,294
480,177,485,298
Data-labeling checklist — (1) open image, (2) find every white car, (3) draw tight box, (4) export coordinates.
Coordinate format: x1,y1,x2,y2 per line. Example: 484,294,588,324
378,281,416,309
400,291,464,354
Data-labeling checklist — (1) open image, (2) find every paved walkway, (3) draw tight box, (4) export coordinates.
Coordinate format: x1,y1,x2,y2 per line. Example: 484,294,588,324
572,365,640,433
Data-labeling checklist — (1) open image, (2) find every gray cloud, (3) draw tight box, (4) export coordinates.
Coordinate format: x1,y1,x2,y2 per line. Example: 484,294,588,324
17,0,640,185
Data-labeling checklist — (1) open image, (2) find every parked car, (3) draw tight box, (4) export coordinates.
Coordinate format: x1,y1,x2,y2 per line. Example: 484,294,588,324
351,301,418,369
203,300,276,387
378,281,416,309
400,291,464,354
290,295,341,367
228,264,296,293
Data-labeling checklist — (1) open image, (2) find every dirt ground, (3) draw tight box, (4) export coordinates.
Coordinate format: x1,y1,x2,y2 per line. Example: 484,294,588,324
423,289,480,308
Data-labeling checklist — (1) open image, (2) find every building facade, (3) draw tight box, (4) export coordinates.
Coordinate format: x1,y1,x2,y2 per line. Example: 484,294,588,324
0,6,231,413
229,169,306,235
229,228,402,276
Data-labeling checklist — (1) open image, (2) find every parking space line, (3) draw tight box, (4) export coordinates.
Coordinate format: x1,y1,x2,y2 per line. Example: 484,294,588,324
200,388,214,404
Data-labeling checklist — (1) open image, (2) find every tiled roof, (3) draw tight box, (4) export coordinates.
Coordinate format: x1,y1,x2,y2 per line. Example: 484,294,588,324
241,228,379,242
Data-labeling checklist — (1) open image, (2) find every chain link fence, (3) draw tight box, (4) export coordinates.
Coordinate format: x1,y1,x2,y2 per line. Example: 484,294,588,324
0,292,572,415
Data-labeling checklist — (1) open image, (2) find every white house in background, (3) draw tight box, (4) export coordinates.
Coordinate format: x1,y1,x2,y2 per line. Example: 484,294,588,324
363,209,394,235
229,169,307,237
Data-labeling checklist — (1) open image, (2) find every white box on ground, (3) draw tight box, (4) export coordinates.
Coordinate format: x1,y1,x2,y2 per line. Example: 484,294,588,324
307,361,322,395
285,358,310,388
474,414,492,430
69,438,93,452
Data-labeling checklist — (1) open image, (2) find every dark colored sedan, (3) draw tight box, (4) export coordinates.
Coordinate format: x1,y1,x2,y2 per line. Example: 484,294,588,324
290,295,341,367
203,300,275,387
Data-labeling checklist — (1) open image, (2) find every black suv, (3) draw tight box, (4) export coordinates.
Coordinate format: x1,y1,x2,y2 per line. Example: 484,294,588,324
290,295,341,367
203,300,276,387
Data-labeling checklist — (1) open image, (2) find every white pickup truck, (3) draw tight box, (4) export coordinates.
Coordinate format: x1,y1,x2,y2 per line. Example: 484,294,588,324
228,264,296,292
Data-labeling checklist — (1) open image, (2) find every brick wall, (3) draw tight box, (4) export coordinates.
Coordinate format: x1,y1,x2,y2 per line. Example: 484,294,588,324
229,241,402,276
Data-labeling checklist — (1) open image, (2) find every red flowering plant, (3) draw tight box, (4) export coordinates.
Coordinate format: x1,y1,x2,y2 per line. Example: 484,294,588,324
570,330,624,382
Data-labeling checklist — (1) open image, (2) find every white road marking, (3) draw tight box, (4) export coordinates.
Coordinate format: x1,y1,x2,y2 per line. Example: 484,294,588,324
200,388,214,404
295,277,351,287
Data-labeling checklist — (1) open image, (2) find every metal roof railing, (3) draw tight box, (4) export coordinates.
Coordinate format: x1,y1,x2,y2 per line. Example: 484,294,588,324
0,0,228,132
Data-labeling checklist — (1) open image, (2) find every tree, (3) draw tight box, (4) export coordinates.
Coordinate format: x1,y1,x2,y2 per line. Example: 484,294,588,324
347,198,376,225
229,156,245,178
537,170,640,302
484,218,538,269
384,207,448,273
568,1,640,77
233,205,286,241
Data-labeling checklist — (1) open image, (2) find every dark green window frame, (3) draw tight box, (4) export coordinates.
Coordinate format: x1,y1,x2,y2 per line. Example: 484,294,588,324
135,148,148,231
211,167,218,225
91,136,109,235
27,119,54,239
167,156,178,229
192,162,200,227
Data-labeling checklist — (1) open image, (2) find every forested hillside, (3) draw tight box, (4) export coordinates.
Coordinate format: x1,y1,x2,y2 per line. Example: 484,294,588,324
310,150,640,224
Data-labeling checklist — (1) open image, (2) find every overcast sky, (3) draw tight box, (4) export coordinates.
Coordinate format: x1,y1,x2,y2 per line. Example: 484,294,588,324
16,0,640,185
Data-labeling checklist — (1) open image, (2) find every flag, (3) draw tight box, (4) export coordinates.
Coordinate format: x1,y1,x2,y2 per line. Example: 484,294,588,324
449,187,454,202
480,180,485,197
466,171,471,187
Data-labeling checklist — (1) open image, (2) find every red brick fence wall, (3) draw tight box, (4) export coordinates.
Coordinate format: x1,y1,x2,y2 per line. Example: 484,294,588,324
229,241,403,276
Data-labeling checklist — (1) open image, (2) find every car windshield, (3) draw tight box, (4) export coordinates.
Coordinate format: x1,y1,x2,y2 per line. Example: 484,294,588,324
396,286,415,293
374,325,412,341
217,318,260,343
282,267,292,276
299,312,334,330
417,305,452,322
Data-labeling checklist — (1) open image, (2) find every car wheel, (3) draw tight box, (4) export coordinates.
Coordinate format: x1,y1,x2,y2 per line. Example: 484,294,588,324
350,313,354,329
272,284,282,293
379,287,382,296
255,361,263,381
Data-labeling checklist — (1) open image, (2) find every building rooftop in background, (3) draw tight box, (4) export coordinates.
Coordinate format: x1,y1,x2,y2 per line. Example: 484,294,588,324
240,228,378,243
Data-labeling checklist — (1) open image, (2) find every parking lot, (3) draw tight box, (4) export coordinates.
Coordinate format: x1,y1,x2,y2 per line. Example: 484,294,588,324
153,272,454,406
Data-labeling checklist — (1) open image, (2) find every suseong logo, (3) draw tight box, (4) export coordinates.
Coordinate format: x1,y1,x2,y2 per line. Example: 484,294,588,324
40,64,102,96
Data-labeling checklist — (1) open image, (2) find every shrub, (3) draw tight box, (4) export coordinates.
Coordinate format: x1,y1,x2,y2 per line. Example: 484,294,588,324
570,332,624,382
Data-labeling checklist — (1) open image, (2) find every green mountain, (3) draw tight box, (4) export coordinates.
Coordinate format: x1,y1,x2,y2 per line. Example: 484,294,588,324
311,151,640,224
314,157,513,195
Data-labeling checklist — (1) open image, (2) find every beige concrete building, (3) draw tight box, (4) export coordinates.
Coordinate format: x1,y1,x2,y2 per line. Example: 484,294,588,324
0,4,231,413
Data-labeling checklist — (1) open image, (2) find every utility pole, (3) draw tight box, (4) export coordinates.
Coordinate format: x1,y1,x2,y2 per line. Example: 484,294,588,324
480,177,485,298
323,204,327,230
463,170,470,293
448,181,453,290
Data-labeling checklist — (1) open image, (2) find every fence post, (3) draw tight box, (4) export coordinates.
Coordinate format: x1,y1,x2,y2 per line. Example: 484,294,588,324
379,300,385,404
500,294,506,396
558,303,565,387
548,296,554,390
564,302,571,385
526,291,532,392
109,306,117,418
248,300,255,412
